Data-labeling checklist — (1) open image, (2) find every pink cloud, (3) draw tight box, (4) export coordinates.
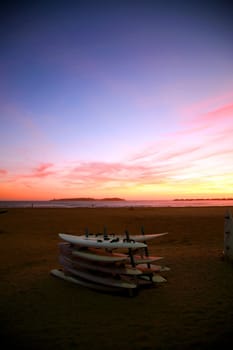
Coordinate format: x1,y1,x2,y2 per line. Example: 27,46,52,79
2,95,232,198
181,90,233,117
62,161,168,188
193,103,233,126
121,98,233,188
13,163,56,181
60,97,233,190
0,169,7,175
28,163,55,178
71,161,148,179
34,163,54,173
131,145,203,164
172,101,233,143
62,115,233,188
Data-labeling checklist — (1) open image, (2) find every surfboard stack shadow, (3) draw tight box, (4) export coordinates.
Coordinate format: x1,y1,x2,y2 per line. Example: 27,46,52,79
50,228,170,296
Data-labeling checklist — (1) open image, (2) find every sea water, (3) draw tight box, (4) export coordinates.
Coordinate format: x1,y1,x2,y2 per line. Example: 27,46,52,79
1,199,233,208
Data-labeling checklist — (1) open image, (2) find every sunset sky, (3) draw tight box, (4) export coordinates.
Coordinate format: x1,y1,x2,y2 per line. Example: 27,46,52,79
1,0,233,200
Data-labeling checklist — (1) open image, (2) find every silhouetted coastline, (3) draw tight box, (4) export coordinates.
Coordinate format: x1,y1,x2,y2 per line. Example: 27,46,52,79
174,198,233,201
50,197,125,202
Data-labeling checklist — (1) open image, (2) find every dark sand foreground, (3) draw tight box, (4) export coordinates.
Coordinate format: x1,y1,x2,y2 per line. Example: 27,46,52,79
0,207,233,350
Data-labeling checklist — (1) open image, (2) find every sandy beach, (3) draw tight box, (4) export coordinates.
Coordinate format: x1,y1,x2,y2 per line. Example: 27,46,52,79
0,207,233,350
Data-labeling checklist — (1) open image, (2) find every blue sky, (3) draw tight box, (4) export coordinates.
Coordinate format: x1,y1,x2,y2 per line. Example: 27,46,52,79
1,0,233,199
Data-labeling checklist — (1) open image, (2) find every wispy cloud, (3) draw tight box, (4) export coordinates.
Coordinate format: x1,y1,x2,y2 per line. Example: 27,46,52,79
181,91,233,117
188,103,233,129
124,98,233,191
32,163,55,177
1,95,233,199
65,161,163,185
0,169,7,175
8,163,56,183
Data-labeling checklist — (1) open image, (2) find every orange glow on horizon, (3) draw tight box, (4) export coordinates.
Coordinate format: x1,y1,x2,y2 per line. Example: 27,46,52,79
1,179,233,201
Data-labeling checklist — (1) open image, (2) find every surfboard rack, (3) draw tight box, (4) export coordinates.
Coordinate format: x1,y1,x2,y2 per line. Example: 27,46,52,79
51,227,170,296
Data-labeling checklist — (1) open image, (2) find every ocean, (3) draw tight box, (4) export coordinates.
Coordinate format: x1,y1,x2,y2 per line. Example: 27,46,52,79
1,199,233,208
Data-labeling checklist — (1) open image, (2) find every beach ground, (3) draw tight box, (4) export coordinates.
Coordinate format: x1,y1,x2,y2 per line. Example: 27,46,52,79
0,207,233,350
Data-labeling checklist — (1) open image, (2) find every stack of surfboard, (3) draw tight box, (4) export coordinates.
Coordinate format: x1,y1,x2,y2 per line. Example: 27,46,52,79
50,230,170,296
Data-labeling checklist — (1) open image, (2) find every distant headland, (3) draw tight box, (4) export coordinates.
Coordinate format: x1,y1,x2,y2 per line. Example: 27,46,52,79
174,198,233,201
50,197,125,202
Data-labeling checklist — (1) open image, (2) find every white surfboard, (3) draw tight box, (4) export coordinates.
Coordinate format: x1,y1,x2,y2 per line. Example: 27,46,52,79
69,245,163,265
59,242,128,263
50,269,123,292
61,265,137,289
59,254,142,276
59,233,147,249
133,255,164,264
136,264,170,272
71,248,128,263
59,242,163,265
118,232,168,242
77,232,168,242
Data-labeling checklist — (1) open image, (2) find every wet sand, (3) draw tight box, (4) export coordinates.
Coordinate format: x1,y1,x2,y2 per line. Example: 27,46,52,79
0,207,233,350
